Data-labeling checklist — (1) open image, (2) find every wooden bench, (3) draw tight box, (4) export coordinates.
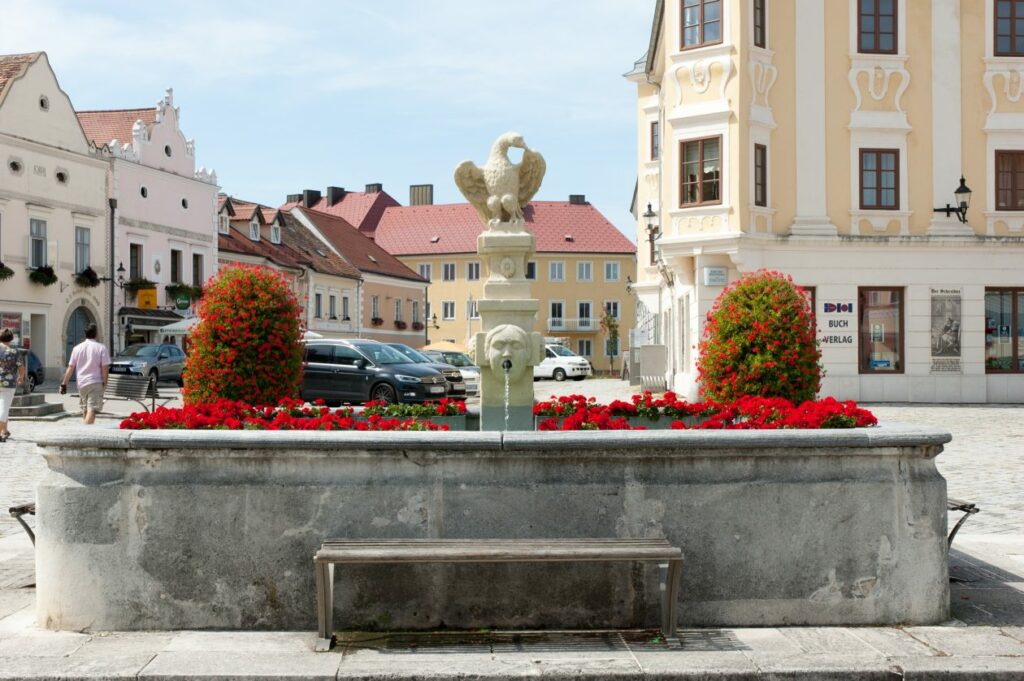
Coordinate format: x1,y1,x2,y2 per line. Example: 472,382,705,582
75,374,170,412
947,497,980,548
313,538,683,652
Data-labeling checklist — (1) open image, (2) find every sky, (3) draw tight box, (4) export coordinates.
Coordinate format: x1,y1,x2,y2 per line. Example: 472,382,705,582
0,0,653,239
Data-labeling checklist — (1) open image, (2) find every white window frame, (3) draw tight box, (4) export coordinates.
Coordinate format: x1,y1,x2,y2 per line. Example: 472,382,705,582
412,301,420,324
249,221,260,241
329,295,337,319
442,262,456,281
394,299,403,322
342,296,350,320
442,300,456,320
467,261,481,281
270,224,281,244
314,293,323,319
75,226,90,273
549,261,565,282
467,298,480,319
29,218,47,268
604,261,620,282
549,300,565,329
578,300,593,329
576,261,593,282
371,295,380,319
604,300,620,319
418,263,432,281
577,339,592,357
218,214,230,234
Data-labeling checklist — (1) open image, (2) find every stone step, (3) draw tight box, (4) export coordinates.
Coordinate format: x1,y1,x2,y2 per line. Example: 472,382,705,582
12,393,45,407
9,402,66,418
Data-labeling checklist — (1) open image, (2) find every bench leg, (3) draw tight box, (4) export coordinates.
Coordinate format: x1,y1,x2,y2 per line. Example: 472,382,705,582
660,559,682,645
315,561,335,652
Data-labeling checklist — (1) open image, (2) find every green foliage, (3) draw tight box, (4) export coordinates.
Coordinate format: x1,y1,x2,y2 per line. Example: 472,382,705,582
0,262,13,281
183,264,303,406
28,266,58,286
74,266,100,288
697,270,821,403
600,310,620,373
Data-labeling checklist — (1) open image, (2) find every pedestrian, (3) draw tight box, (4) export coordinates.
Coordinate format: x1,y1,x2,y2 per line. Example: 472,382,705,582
60,323,111,425
0,328,26,442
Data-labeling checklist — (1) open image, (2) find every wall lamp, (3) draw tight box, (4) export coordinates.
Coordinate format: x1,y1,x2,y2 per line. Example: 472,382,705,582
625,275,633,295
643,203,660,266
430,313,439,329
933,176,972,224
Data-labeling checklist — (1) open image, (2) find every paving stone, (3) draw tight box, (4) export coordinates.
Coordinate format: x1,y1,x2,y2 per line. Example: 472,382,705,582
893,654,1024,679
1002,626,1024,643
631,650,759,678
71,632,177,658
779,627,883,655
0,589,33,619
903,625,1024,656
337,651,506,678
741,653,900,679
843,627,939,657
0,630,89,657
0,654,154,680
725,628,803,655
163,630,318,654
139,651,341,680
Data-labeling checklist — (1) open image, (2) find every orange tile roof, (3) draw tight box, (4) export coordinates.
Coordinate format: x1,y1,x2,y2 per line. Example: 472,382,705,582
374,201,636,256
76,107,157,147
280,189,401,235
0,52,40,103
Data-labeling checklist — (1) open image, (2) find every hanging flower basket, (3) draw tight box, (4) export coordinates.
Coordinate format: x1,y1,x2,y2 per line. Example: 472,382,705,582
394,320,408,330
411,321,425,331
370,317,384,327
123,277,157,293
29,265,58,286
74,266,101,288
165,282,202,300
0,262,13,281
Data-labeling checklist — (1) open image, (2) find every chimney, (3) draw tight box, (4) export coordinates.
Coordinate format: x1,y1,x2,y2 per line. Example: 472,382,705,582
365,183,383,194
286,193,303,204
325,186,346,206
302,189,321,208
410,184,434,206
569,194,587,205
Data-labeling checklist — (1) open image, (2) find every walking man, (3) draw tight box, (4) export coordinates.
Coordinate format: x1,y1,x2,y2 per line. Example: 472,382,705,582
60,323,110,424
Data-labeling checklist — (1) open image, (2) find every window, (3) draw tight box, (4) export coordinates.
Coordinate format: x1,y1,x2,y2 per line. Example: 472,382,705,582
577,339,592,357
753,0,766,48
170,249,182,283
985,289,1024,372
412,301,420,324
442,263,456,281
681,0,722,49
467,261,481,280
604,262,620,282
218,214,230,234
754,143,767,207
549,261,565,281
577,261,592,282
329,295,337,319
371,295,380,319
526,261,537,279
860,149,899,210
442,300,456,320
418,263,432,281
858,0,897,54
394,299,403,322
315,293,323,319
550,301,564,329
342,296,350,320
996,151,1024,210
270,224,281,244
75,227,90,273
191,253,204,287
859,287,904,373
29,219,46,268
129,243,142,279
651,121,660,161
604,300,620,319
249,222,260,241
305,344,333,364
680,136,722,206
467,298,479,319
995,0,1024,55
578,301,593,329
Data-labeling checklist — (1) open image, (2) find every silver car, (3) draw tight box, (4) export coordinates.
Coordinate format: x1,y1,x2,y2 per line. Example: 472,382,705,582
109,343,186,385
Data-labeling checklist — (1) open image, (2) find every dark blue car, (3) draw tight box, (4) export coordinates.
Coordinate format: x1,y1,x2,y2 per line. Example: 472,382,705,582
17,348,44,393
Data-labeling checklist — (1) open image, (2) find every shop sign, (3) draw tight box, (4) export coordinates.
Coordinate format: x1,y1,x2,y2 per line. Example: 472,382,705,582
702,267,728,286
175,295,191,310
817,301,855,346
930,287,962,373
137,288,158,309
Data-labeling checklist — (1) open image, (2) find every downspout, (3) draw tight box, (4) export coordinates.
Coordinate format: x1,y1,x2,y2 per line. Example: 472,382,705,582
108,197,117,355
646,64,669,380
356,279,363,338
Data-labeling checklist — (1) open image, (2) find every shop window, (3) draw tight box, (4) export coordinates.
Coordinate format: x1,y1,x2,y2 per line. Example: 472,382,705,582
681,0,723,50
995,150,1024,211
680,136,721,206
858,287,904,373
985,289,1024,372
858,0,898,54
860,149,899,210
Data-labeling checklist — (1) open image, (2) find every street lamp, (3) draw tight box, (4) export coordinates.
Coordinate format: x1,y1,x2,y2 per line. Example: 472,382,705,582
643,203,660,265
933,176,972,224
431,313,439,329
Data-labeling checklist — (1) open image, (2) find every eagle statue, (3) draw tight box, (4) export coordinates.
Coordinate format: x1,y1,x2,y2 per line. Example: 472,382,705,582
454,132,546,226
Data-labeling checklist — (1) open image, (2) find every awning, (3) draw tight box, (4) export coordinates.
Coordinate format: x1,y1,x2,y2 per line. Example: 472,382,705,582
156,315,324,340
118,307,184,332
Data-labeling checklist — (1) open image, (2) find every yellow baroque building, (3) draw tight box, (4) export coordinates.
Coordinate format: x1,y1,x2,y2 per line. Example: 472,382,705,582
628,0,1024,402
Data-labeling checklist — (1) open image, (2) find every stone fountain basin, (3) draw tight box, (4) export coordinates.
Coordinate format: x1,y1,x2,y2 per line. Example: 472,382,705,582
33,425,950,632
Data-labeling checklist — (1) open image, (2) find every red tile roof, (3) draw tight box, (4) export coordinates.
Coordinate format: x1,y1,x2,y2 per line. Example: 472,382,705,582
76,107,157,147
293,207,426,283
0,53,40,103
374,202,636,256
280,189,401,235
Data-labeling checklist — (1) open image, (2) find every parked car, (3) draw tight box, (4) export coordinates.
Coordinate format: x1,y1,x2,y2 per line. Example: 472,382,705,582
301,339,447,405
385,343,467,400
109,343,185,385
16,348,44,393
420,350,480,396
533,343,592,381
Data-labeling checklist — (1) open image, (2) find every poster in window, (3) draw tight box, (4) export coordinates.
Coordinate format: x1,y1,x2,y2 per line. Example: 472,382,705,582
930,288,962,373
1,313,21,345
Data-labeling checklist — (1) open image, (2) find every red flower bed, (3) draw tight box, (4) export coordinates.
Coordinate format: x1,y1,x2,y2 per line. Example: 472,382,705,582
534,392,876,431
120,398,450,431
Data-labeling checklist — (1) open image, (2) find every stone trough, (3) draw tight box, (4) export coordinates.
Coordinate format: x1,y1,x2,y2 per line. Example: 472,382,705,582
33,425,951,632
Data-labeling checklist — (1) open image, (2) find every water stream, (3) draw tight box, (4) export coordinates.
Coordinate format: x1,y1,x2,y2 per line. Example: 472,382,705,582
503,370,510,431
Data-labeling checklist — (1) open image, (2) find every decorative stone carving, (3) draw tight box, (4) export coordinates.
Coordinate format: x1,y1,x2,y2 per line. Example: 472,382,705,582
748,55,777,108
481,324,538,383
499,257,516,278
669,47,734,107
848,61,910,113
983,63,1024,115
454,132,546,226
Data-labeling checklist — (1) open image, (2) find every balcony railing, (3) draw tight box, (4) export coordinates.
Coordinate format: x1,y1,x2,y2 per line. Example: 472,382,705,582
546,318,596,332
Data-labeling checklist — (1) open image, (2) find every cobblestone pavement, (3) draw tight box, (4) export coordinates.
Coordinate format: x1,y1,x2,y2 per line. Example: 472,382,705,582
2,379,1021,538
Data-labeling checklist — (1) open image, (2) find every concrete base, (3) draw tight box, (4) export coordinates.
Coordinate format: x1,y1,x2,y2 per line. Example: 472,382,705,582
33,426,952,633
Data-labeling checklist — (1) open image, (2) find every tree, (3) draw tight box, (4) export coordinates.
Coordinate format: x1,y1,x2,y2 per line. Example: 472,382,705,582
697,270,821,403
183,265,303,405
600,310,620,377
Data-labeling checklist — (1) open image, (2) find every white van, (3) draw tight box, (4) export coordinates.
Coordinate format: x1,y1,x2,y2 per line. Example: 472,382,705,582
533,344,592,381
